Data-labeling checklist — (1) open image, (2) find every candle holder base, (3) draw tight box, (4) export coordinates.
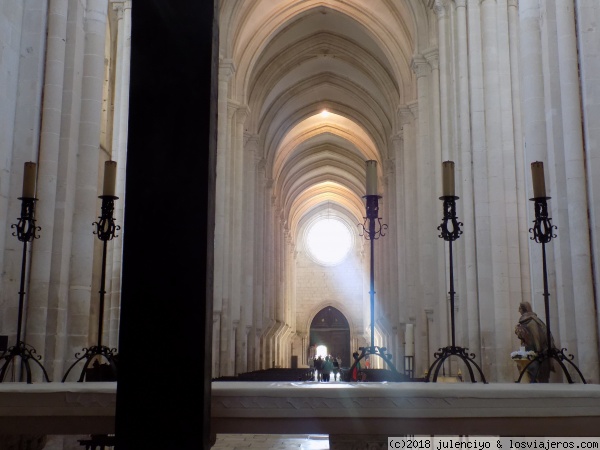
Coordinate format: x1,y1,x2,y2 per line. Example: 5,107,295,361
425,345,487,383
516,347,586,384
0,341,51,383
346,345,403,381
62,345,118,382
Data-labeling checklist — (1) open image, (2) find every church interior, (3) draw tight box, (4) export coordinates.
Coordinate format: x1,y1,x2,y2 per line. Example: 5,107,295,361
1,0,600,448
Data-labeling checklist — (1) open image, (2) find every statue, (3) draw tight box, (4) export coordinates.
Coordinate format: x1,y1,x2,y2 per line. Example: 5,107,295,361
514,302,554,382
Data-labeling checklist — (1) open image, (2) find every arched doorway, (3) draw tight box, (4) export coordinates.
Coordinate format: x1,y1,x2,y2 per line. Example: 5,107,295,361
309,307,350,367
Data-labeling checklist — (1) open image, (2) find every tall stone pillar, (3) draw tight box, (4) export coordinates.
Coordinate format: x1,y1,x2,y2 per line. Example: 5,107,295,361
411,55,436,375
519,0,548,313
507,0,532,318
467,0,495,377
425,47,449,369
66,0,108,371
391,130,407,327
434,0,451,162
454,0,481,355
554,0,598,381
575,0,600,363
481,0,512,381
108,0,132,350
213,61,234,377
19,0,66,381
217,102,238,376
254,158,267,369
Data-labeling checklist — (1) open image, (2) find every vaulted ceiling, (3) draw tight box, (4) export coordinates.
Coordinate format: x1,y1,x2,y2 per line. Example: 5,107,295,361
220,0,431,238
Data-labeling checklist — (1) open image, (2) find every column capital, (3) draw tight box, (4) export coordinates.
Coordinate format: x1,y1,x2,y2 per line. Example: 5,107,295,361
397,104,414,128
219,59,236,82
227,101,238,119
391,131,404,144
434,0,450,18
257,157,267,172
507,0,518,7
454,0,467,7
244,133,260,156
111,1,132,17
236,105,250,124
385,159,395,174
423,48,439,70
411,55,431,78
408,100,419,119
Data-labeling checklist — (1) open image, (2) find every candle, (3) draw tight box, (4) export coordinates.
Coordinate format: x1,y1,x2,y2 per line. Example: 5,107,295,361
365,160,378,195
22,162,37,198
442,161,455,197
531,161,546,198
404,324,414,357
103,160,117,196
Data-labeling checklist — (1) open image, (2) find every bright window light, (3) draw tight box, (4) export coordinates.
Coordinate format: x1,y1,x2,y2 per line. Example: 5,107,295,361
316,345,328,358
306,217,352,266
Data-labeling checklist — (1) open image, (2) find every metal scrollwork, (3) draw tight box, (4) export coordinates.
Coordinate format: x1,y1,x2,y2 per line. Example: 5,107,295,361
529,198,556,244
438,197,462,242
93,196,120,241
11,198,41,242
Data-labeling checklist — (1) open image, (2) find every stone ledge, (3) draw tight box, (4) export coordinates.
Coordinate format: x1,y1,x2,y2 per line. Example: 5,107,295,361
0,382,599,436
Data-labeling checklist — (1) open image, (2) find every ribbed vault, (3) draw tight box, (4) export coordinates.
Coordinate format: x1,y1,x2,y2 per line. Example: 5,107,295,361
216,0,427,373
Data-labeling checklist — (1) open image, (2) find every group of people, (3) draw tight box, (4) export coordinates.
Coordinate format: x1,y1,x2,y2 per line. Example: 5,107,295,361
309,355,341,382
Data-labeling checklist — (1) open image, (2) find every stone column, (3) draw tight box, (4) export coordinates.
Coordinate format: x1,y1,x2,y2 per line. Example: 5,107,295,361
575,0,600,365
383,157,398,351
212,61,234,376
391,130,407,327
254,158,267,369
402,103,418,332
481,0,512,381
454,0,480,355
217,101,238,376
519,0,548,308
66,0,109,371
555,0,598,381
434,0,451,162
424,48,448,364
231,106,249,329
507,0,532,318
108,0,132,350
411,54,437,375
467,0,494,376
15,0,64,380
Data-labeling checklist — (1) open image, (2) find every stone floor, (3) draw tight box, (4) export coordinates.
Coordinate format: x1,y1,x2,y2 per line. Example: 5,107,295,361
213,434,330,449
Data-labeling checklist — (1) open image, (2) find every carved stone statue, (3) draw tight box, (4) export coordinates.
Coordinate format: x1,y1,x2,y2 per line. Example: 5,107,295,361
515,302,554,382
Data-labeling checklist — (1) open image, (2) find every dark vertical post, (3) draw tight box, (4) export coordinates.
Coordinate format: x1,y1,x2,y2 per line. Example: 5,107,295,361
369,217,375,350
115,1,218,448
448,239,455,349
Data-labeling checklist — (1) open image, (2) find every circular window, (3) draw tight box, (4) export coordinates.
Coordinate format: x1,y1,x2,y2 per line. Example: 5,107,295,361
305,217,353,266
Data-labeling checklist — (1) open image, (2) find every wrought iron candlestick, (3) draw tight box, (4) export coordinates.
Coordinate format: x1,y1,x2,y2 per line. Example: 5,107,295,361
425,195,487,383
516,196,586,383
0,197,50,383
349,192,402,378
62,194,120,382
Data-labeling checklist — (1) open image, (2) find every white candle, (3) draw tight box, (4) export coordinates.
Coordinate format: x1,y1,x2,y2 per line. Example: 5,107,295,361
365,160,378,195
531,161,546,198
442,161,455,197
22,162,37,198
103,161,117,196
404,323,414,357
